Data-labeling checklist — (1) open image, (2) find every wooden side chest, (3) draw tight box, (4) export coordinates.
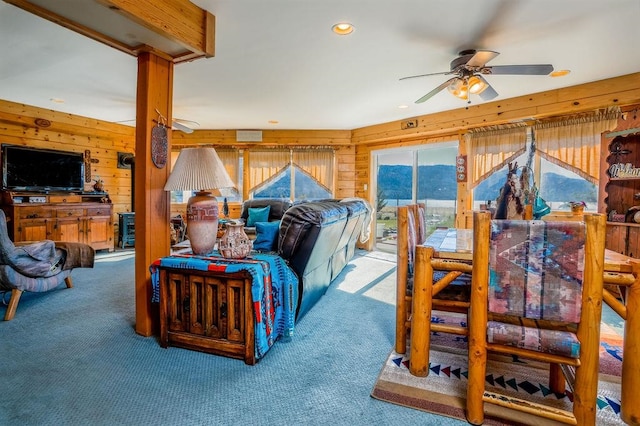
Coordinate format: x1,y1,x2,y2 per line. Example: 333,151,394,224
158,267,256,365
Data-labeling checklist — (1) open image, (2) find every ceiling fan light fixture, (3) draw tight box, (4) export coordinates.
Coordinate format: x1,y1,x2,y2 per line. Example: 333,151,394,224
468,75,488,94
447,79,468,99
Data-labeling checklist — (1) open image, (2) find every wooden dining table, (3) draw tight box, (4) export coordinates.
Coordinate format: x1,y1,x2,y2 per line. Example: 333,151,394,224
417,227,640,424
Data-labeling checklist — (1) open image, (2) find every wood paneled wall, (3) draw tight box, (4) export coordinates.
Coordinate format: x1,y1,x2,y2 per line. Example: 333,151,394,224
1,72,638,251
0,99,136,220
0,101,357,247
353,72,640,241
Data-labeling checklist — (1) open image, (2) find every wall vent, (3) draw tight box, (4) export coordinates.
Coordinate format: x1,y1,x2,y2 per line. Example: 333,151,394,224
236,130,263,142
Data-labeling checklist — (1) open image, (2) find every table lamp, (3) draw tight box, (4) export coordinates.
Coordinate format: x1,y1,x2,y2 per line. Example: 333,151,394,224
164,147,236,255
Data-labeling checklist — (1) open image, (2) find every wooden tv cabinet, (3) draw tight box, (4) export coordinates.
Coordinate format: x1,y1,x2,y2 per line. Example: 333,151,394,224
0,191,114,251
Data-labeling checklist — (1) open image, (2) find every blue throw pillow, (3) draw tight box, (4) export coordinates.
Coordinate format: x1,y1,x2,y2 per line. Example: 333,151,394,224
246,206,270,227
253,221,280,251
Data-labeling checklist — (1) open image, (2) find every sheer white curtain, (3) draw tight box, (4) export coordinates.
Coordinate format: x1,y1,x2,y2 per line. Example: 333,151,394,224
534,107,620,184
247,149,290,193
215,148,240,185
466,125,528,187
292,148,334,192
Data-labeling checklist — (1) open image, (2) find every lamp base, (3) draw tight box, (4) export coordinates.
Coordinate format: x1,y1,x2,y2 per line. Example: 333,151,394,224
186,191,219,255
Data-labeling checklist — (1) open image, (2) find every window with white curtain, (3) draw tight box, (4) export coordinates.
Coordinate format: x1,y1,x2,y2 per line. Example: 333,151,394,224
250,148,334,201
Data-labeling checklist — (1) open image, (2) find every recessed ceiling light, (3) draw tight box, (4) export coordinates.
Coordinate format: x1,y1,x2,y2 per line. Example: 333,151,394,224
398,105,409,109
50,97,65,104
332,22,354,35
268,120,279,124
550,70,571,77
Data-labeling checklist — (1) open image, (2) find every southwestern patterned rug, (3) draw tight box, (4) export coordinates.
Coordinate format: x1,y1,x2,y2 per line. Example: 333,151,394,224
371,312,624,425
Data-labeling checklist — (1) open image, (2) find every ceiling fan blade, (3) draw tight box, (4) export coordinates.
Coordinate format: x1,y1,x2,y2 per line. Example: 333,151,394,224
415,77,457,104
478,79,499,101
486,64,554,75
400,70,450,81
171,120,194,134
466,50,499,67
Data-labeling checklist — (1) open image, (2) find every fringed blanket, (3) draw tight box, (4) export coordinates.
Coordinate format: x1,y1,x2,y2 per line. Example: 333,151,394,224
150,252,298,360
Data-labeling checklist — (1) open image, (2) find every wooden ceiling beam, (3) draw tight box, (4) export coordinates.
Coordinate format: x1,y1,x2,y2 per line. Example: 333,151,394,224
4,0,214,63
100,0,215,60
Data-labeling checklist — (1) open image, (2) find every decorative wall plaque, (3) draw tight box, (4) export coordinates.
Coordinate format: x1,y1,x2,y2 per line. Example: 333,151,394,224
609,163,640,178
456,155,467,182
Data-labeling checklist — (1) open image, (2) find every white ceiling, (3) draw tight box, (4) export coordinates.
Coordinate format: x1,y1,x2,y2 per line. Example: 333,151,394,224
1,0,639,131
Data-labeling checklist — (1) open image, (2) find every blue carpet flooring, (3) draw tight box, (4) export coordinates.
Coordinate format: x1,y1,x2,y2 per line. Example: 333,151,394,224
0,250,468,425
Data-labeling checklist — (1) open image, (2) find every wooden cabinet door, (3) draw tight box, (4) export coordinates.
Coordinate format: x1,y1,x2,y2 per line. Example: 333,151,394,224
627,227,640,258
85,216,112,249
18,218,51,241
225,278,247,344
606,224,627,255
203,276,226,339
55,217,82,243
165,271,189,334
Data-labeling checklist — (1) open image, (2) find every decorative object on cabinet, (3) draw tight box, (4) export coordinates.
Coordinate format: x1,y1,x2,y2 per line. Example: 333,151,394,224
93,176,105,192
163,147,237,256
604,133,640,257
219,221,252,259
569,200,586,215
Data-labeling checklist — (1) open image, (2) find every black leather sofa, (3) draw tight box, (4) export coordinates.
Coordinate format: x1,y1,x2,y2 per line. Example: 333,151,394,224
240,198,293,235
277,199,370,320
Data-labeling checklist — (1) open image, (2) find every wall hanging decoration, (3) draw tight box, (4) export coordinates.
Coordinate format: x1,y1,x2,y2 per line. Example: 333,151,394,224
151,109,168,169
455,155,467,182
83,150,99,183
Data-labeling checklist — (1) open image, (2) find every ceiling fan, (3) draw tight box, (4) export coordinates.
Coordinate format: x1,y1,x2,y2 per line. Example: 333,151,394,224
400,49,554,104
117,116,200,134
169,118,200,134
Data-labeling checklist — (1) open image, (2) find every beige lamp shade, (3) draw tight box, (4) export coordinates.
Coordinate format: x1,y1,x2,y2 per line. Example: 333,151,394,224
164,147,236,192
164,147,236,255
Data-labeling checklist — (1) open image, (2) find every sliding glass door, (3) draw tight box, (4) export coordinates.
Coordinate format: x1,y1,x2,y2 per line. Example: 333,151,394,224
374,142,458,252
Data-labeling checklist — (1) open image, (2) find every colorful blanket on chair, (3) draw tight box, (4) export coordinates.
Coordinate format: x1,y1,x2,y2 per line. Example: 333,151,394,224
149,251,299,360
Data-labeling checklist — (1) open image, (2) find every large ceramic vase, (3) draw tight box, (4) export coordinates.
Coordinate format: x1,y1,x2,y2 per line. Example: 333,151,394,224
219,222,252,259
186,191,219,255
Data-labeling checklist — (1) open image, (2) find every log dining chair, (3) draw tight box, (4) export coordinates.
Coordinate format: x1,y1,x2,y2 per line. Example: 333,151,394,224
467,211,606,425
395,203,425,355
395,204,472,372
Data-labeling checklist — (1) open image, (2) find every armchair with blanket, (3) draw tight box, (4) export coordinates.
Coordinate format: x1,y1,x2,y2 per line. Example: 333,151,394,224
0,209,95,320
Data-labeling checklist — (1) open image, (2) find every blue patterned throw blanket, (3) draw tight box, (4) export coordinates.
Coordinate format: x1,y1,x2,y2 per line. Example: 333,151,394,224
150,251,298,360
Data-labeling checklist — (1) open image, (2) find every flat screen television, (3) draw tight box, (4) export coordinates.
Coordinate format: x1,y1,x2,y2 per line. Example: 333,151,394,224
2,144,85,192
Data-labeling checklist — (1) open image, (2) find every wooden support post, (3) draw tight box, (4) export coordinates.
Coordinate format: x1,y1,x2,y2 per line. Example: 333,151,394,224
134,51,173,336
